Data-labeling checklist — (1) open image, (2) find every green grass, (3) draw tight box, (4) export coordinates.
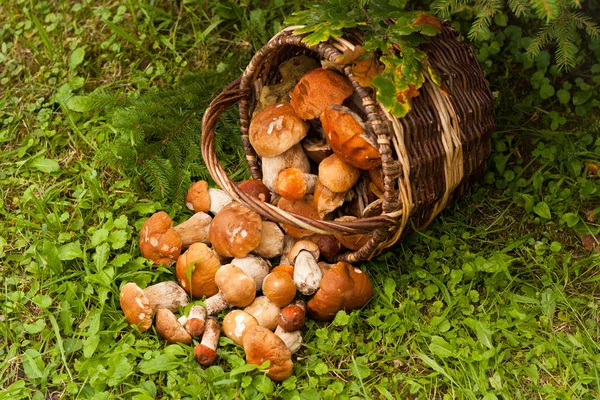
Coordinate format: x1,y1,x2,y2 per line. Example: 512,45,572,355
1,1,600,399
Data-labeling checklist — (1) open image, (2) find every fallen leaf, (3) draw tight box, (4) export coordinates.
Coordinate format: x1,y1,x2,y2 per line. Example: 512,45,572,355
412,14,443,31
583,209,597,222
396,84,420,104
581,234,600,251
585,162,600,177
351,57,384,87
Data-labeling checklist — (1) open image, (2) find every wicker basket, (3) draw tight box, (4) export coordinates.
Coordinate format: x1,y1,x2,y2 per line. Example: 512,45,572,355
201,23,495,263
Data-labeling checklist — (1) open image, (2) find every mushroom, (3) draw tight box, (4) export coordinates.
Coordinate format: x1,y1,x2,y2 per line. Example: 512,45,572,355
302,137,332,164
214,264,257,307
272,264,294,279
276,168,318,200
252,221,284,259
318,154,360,193
368,166,385,194
249,103,308,158
308,234,342,261
289,240,323,296
278,300,306,332
244,296,281,331
172,212,212,247
274,326,303,354
277,196,319,239
185,305,207,336
175,242,221,298
261,144,311,194
313,180,346,219
230,255,271,291
262,271,296,307
134,281,189,312
333,216,370,250
208,188,234,215
185,180,210,213
194,317,220,366
243,326,293,381
238,179,271,203
320,105,381,170
154,308,192,344
290,68,354,120
119,282,154,332
307,262,374,321
139,211,182,266
209,202,263,258
222,310,259,346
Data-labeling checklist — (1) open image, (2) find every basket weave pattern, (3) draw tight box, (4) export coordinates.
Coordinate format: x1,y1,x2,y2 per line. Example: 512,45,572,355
201,23,495,262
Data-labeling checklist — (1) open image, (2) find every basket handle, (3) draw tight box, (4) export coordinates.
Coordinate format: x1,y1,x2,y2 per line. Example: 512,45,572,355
201,77,396,236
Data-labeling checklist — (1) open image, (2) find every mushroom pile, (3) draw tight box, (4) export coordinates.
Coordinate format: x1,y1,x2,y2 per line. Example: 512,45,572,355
249,57,386,233
120,179,374,381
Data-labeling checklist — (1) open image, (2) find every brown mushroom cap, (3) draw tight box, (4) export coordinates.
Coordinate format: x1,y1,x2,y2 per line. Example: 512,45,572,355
262,271,297,307
209,202,263,258
154,308,192,344
185,181,210,213
368,166,385,194
309,234,342,261
222,310,259,346
176,243,221,298
278,300,306,332
215,264,257,307
249,103,309,158
318,154,360,193
333,216,371,250
243,326,293,381
290,69,353,120
313,180,346,219
194,343,217,366
139,211,182,266
277,196,319,239
271,264,294,279
238,179,272,203
119,282,153,332
321,105,382,170
302,137,332,164
244,296,281,331
307,262,374,321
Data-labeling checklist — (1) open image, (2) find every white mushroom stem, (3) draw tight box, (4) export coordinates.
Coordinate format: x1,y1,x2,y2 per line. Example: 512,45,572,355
274,325,303,353
185,305,207,336
173,212,212,247
143,281,189,312
252,221,285,259
231,255,271,291
200,318,220,351
208,188,233,215
293,250,323,296
178,315,188,326
261,144,310,193
204,292,231,316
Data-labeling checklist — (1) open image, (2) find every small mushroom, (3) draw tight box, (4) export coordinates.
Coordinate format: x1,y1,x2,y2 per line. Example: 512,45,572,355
119,282,154,332
318,154,360,193
276,168,318,200
243,326,293,381
277,196,319,239
290,68,354,120
274,325,303,354
176,243,221,298
249,103,309,158
185,305,207,336
262,271,296,307
214,264,257,307
222,310,259,346
194,317,220,366
278,300,306,332
185,180,210,213
172,212,212,247
313,180,347,219
289,240,323,296
244,296,281,331
262,144,311,194
239,179,272,203
333,216,370,250
308,234,342,261
209,202,263,258
252,222,284,259
320,105,381,170
139,211,182,266
307,262,374,321
230,255,271,291
155,308,192,344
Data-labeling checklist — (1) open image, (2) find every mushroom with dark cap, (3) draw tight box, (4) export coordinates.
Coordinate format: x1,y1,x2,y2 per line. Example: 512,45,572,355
278,300,306,332
277,196,319,239
209,202,263,258
243,325,294,381
139,211,182,266
307,262,374,321
155,308,192,344
239,179,271,203
333,216,370,250
176,242,221,298
194,317,220,366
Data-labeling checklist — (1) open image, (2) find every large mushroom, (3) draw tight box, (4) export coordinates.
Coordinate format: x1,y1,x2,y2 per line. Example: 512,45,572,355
175,242,221,298
139,211,182,266
244,296,281,331
320,105,381,170
249,103,309,158
172,212,212,247
243,326,294,381
222,310,259,346
290,68,354,120
252,221,285,259
307,262,374,321
209,202,263,258
262,271,296,307
318,154,360,193
154,308,192,344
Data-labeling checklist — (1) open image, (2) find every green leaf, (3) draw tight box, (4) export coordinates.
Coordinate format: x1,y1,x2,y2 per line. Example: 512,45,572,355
573,90,592,106
93,243,111,272
70,47,86,69
475,321,494,349
230,363,260,376
139,354,181,374
24,320,46,334
29,157,61,173
108,230,128,249
350,356,371,379
428,336,454,358
556,89,571,104
314,362,329,375
539,83,555,99
90,229,110,246
533,202,552,219
332,310,351,326
58,242,83,260
66,95,92,113
562,212,579,227
22,349,45,380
